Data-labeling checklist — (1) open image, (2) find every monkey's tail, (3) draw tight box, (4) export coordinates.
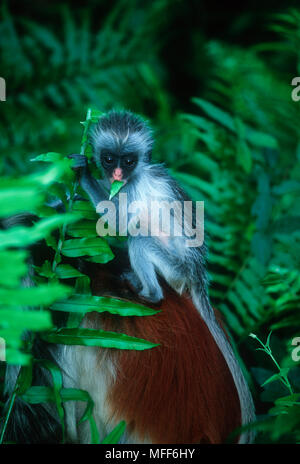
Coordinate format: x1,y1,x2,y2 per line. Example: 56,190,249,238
191,285,256,444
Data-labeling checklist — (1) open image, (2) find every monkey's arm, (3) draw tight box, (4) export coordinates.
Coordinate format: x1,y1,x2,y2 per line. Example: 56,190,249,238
69,154,108,207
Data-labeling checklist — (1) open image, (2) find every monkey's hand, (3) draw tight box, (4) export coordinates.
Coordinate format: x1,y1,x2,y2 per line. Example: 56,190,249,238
68,153,88,171
68,155,107,207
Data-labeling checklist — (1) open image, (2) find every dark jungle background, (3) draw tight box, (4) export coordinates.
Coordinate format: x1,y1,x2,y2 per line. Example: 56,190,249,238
0,0,300,444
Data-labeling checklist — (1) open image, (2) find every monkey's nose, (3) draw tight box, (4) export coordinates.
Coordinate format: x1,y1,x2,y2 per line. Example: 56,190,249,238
112,168,123,181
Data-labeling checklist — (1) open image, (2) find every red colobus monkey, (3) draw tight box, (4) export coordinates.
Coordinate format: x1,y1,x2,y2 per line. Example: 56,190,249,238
3,111,255,444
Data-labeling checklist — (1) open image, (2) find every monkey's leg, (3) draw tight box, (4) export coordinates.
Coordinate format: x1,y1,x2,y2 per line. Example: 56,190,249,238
69,154,108,207
128,239,163,304
143,242,189,295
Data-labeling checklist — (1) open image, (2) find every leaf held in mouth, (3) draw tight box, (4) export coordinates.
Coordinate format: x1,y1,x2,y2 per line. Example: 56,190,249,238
109,180,124,200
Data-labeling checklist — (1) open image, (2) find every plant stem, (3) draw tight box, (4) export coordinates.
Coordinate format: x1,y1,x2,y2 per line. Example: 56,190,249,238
52,108,92,272
250,333,294,395
0,390,17,444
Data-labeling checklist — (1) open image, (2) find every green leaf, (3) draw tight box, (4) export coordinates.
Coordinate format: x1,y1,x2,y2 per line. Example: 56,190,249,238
31,152,64,163
36,359,65,441
273,180,300,195
35,260,56,279
245,128,278,149
0,328,24,348
236,138,252,173
172,171,215,196
266,331,273,349
31,165,67,186
261,372,283,387
66,278,91,328
67,220,97,238
0,214,79,250
19,384,100,443
74,276,91,295
15,364,34,396
101,421,126,444
4,349,32,366
0,187,44,218
20,386,55,403
85,254,115,264
50,294,159,316
61,387,100,444
0,284,72,307
61,237,114,261
272,216,300,234
0,250,28,288
72,201,98,220
55,264,85,279
193,98,277,149
193,97,235,132
0,309,52,331
109,180,124,200
271,314,300,330
41,327,159,350
33,214,80,236
274,394,300,407
90,108,103,123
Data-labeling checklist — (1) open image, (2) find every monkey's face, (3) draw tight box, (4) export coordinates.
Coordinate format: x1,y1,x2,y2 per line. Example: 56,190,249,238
92,110,153,183
100,151,138,184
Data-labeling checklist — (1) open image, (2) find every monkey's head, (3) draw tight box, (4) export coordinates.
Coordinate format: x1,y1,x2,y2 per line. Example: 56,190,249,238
91,110,154,184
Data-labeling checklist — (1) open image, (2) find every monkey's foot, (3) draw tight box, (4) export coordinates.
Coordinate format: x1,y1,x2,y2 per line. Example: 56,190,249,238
121,271,143,293
138,288,163,305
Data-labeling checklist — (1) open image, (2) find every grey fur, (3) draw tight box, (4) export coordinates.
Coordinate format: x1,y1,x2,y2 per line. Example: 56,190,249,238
92,110,153,166
191,289,256,443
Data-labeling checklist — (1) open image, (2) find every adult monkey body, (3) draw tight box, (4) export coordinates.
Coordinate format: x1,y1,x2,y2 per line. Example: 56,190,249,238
71,110,255,443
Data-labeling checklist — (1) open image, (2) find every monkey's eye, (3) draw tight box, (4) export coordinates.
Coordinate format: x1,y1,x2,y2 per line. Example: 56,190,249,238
124,158,136,167
103,155,114,166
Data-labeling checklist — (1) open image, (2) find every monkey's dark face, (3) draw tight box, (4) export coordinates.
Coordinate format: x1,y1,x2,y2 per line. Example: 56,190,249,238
92,110,154,183
100,150,139,183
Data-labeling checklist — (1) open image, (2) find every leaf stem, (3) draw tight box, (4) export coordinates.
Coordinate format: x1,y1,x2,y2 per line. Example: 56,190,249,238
250,332,294,394
0,390,17,444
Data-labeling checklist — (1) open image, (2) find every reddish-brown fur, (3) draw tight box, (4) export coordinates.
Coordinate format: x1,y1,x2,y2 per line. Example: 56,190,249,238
85,266,241,444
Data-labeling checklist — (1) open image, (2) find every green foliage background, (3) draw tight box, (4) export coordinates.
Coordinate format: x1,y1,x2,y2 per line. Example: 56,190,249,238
0,0,300,444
